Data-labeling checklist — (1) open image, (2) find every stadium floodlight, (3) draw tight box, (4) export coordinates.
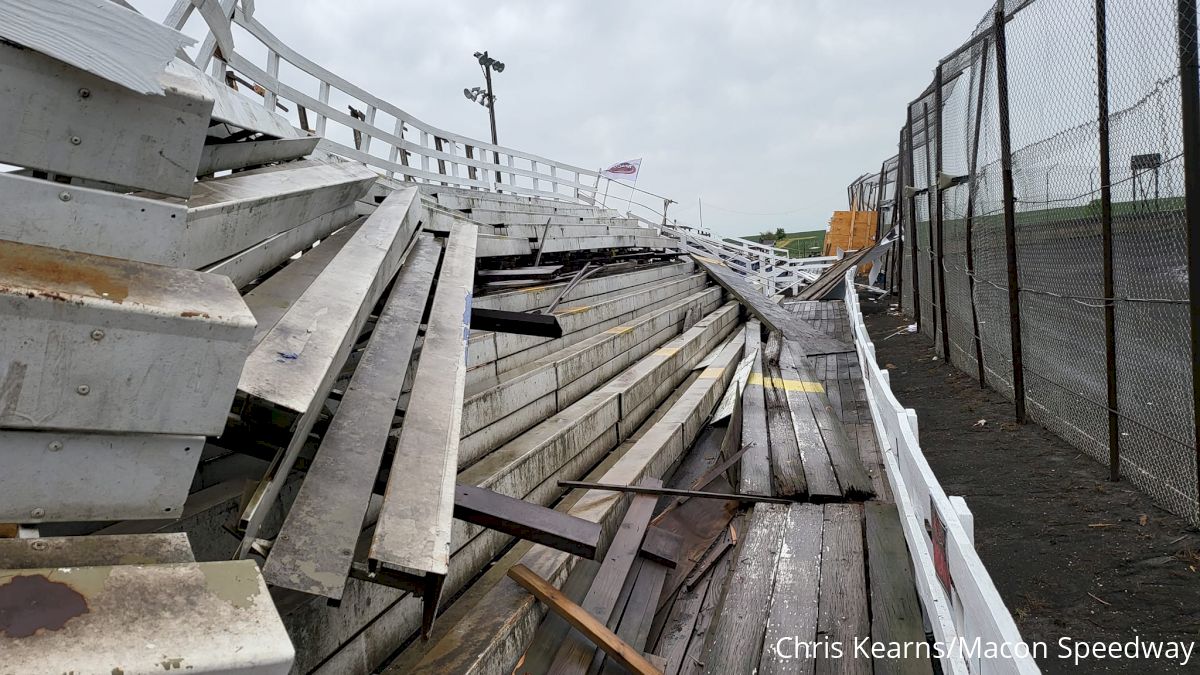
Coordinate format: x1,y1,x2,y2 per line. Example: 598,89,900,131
462,50,505,147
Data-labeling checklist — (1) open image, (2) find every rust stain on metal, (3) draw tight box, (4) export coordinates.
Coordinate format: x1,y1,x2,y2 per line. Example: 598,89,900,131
0,574,89,638
0,242,131,303
180,310,210,318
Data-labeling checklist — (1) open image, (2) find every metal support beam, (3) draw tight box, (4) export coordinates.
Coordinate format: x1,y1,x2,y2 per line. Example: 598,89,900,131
994,6,1027,422
470,308,563,338
906,110,922,326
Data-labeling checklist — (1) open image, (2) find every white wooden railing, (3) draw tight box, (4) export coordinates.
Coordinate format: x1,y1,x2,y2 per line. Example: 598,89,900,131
844,269,1039,675
164,0,829,295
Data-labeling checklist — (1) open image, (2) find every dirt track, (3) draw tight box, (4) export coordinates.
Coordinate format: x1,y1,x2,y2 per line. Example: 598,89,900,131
863,296,1200,674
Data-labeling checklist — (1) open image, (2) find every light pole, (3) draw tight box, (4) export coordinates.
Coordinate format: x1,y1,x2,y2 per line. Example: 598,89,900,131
464,51,504,185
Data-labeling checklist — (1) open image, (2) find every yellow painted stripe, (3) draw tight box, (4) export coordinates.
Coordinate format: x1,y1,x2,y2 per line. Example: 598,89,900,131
556,305,591,315
746,373,824,392
521,285,551,293
654,347,680,357
604,325,634,335
698,367,725,379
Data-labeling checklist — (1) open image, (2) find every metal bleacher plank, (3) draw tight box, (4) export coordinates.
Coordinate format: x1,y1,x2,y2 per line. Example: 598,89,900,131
204,205,356,289
262,235,438,600
369,219,477,631
240,220,362,347
196,136,321,176
234,186,422,557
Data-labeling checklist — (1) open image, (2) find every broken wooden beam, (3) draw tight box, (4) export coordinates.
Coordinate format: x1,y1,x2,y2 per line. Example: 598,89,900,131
507,564,663,675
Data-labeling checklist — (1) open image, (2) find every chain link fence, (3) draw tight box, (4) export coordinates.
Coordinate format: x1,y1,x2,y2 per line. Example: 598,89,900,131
869,0,1199,526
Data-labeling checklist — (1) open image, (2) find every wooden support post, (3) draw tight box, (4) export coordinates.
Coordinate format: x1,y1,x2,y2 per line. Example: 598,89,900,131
1178,0,1200,508
934,66,952,361
1097,0,1120,481
994,5,1027,422
964,40,990,387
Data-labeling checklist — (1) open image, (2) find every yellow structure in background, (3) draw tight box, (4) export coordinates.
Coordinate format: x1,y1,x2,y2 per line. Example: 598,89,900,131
823,210,877,256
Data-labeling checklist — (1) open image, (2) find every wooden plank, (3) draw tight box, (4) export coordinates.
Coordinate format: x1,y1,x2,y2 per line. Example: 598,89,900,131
739,322,772,495
549,483,662,674
599,561,670,674
865,503,934,675
508,564,662,675
519,559,602,675
453,484,600,560
768,339,840,501
759,505,824,675
764,358,809,499
261,236,438,600
700,504,789,674
370,221,477,586
235,187,421,557
666,539,736,675
814,504,870,675
690,254,852,356
782,342,875,499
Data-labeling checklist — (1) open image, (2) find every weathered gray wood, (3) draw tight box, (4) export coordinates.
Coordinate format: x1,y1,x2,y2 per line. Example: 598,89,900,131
700,503,788,674
764,358,809,499
0,41,210,197
783,342,875,499
815,504,870,675
520,559,602,675
690,254,851,356
599,560,669,674
739,322,772,496
262,236,438,600
865,503,934,675
759,505,824,675
196,137,320,175
549,482,662,674
371,221,477,585
766,337,839,501
236,187,421,557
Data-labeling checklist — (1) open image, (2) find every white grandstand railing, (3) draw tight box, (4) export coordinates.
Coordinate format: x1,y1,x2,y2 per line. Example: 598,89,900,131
165,0,834,292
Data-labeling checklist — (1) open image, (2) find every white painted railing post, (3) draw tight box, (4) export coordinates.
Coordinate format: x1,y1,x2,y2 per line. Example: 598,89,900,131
315,81,329,136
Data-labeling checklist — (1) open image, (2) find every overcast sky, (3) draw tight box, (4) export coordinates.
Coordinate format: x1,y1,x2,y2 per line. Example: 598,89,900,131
138,0,990,238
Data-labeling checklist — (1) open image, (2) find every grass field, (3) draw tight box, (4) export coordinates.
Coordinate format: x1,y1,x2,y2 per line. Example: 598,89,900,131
734,229,827,257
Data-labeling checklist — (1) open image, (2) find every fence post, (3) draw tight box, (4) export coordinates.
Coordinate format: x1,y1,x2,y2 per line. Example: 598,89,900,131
1096,0,1120,481
1176,0,1200,513
934,66,952,360
893,130,906,302
921,100,937,341
993,4,1027,422
906,110,922,326
964,40,990,387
